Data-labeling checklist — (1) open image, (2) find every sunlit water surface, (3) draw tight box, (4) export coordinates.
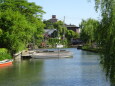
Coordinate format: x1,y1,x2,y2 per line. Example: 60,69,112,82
0,48,111,86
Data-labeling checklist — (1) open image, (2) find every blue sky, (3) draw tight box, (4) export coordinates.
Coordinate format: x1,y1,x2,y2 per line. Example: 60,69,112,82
28,0,100,26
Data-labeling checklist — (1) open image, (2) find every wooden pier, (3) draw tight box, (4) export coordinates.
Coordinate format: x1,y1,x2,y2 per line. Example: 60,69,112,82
21,50,73,59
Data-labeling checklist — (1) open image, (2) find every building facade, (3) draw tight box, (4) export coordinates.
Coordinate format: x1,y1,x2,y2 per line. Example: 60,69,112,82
49,15,58,23
65,24,80,33
49,15,81,33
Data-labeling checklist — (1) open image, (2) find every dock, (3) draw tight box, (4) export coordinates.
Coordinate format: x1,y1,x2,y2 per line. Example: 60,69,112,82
21,50,73,59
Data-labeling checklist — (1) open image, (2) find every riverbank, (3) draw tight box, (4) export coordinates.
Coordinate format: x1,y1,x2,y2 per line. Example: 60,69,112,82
80,45,100,53
82,48,100,53
0,48,12,61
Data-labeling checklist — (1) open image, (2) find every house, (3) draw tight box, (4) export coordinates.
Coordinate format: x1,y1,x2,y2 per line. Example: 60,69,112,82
44,29,57,38
49,15,81,33
49,15,58,23
65,24,80,33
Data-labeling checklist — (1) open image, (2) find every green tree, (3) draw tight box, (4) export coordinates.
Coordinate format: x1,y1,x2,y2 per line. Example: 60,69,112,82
95,0,115,84
80,18,99,44
95,0,115,56
0,0,45,54
66,30,78,40
43,20,54,29
53,21,67,37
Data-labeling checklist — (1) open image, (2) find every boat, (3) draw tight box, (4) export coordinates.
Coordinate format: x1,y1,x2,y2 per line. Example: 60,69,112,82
0,59,13,66
56,44,64,48
31,50,73,59
77,45,83,49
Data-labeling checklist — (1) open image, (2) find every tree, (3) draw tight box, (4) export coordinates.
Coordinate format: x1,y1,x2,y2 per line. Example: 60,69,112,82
0,0,45,54
80,18,99,44
95,0,115,56
66,30,78,40
43,20,54,29
53,21,67,37
95,0,115,84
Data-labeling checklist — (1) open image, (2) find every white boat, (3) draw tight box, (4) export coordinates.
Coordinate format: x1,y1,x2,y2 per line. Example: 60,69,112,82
56,44,64,48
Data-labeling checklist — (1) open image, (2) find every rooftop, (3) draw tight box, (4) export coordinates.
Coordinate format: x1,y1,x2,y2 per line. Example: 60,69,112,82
44,29,57,35
65,24,79,28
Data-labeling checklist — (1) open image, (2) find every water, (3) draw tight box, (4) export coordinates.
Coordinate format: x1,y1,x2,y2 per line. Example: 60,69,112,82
0,48,111,86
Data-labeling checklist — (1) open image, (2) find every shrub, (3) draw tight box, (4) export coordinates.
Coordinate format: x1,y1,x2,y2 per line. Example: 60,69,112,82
0,48,12,60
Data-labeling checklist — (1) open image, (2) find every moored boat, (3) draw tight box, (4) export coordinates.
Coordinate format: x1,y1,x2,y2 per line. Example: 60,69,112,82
77,45,83,49
31,50,73,59
0,59,13,66
56,44,64,48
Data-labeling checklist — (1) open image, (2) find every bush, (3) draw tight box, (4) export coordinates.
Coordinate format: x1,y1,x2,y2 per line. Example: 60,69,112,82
0,48,12,60
0,48,8,54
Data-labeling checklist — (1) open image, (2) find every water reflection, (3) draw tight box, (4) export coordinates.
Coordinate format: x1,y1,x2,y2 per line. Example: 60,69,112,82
101,56,115,86
0,60,44,86
82,50,115,86
0,48,112,86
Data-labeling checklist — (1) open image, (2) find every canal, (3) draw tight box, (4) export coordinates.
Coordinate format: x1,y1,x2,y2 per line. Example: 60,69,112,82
0,48,112,86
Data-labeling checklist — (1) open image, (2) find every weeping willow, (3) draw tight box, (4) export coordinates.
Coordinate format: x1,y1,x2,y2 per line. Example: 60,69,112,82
95,0,115,85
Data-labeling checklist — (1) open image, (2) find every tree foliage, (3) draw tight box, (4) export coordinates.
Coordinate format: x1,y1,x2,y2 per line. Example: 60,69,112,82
0,0,45,54
43,20,54,29
95,0,115,56
80,18,99,43
53,21,67,37
66,30,79,40
95,0,115,84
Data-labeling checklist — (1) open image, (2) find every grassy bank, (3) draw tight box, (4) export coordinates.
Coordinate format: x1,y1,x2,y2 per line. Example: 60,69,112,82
82,45,100,53
0,48,12,61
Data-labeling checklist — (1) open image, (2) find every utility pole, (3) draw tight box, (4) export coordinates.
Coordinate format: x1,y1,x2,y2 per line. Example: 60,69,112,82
63,16,65,40
63,16,65,23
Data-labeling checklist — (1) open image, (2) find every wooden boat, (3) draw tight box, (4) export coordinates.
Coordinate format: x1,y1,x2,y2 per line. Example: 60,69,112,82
0,59,13,66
